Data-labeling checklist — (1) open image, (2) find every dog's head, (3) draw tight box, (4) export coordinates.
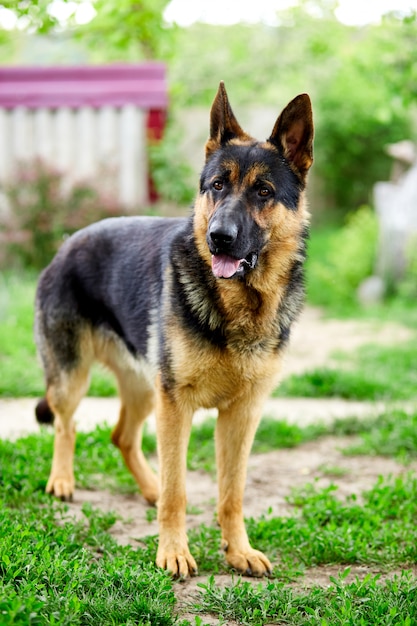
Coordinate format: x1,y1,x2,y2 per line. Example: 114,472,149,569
195,82,314,280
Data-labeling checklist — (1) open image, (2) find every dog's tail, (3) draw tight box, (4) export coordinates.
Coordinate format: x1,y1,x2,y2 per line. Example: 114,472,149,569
35,397,55,425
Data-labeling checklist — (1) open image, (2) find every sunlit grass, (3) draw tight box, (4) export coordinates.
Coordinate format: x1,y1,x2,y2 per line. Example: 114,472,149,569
1,419,417,624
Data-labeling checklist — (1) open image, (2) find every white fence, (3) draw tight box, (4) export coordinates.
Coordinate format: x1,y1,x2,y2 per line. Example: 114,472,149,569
0,105,148,208
0,64,167,211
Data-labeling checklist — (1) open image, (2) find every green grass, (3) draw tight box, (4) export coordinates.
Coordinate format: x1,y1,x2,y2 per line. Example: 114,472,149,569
0,498,176,625
2,420,417,624
275,341,417,401
248,473,417,569
261,409,417,465
194,571,417,625
0,272,44,397
341,409,417,462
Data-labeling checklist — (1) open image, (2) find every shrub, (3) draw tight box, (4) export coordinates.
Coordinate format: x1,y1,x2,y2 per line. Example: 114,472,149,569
148,117,196,207
308,205,379,310
0,159,126,269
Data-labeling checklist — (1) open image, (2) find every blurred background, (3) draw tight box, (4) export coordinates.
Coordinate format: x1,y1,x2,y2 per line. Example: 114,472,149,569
0,0,417,312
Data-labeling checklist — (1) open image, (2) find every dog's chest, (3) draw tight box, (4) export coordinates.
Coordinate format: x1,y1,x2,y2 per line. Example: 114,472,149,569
169,333,282,410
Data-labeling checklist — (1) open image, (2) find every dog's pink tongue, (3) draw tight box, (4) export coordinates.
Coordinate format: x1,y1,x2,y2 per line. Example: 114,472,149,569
211,254,241,278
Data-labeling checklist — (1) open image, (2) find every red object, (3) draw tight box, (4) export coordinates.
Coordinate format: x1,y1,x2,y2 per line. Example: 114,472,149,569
147,108,167,202
0,63,168,202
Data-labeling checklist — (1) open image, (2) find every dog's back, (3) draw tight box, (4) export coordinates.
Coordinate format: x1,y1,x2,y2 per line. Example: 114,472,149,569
35,215,185,385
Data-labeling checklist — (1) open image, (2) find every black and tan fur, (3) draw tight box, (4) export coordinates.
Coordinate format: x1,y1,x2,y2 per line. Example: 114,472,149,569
35,83,313,578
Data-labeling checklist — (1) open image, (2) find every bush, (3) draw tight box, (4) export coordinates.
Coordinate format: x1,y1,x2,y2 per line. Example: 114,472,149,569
308,205,379,310
148,118,196,207
0,159,126,269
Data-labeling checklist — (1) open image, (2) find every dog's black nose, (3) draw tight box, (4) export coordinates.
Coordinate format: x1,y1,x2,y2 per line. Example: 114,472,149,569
209,223,238,248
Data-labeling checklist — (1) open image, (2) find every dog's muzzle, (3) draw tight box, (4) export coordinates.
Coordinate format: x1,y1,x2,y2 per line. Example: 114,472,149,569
208,210,258,279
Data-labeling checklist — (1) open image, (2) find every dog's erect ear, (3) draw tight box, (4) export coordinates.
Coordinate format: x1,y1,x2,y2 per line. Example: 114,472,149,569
205,82,251,160
269,94,314,178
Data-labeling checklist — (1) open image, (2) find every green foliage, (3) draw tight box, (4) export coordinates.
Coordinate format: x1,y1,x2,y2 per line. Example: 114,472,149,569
307,206,379,310
2,3,417,218
0,0,174,61
397,234,417,300
74,0,176,61
195,571,417,625
170,9,415,215
0,0,58,34
2,408,417,622
0,160,125,270
343,409,417,462
148,118,196,206
170,22,304,107
313,34,412,212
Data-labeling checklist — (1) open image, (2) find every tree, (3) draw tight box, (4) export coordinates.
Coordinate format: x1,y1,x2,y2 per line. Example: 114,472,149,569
168,8,416,215
0,0,174,60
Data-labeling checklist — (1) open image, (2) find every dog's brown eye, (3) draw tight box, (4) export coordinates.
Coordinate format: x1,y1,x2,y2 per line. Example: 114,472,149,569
258,187,271,197
213,180,223,191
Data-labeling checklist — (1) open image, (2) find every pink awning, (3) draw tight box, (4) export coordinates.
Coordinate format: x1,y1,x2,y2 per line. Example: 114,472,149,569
0,63,168,110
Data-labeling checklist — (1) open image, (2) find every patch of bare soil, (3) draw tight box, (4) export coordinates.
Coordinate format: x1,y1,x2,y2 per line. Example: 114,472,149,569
65,436,417,547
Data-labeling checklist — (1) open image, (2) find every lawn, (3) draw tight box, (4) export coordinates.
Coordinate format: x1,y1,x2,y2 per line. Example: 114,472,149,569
2,412,417,624
1,236,417,624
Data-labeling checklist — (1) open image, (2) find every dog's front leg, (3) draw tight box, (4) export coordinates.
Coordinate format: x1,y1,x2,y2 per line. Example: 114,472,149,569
155,379,197,578
216,397,272,577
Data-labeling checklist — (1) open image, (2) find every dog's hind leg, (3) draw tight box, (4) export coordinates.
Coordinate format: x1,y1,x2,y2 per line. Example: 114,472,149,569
35,298,93,500
216,394,273,577
111,371,159,505
45,363,91,500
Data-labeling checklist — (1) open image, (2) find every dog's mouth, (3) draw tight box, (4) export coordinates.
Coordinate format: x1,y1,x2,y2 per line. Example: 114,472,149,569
211,252,258,279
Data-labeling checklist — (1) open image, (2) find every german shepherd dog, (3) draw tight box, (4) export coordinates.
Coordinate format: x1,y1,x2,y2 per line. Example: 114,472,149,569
35,83,313,578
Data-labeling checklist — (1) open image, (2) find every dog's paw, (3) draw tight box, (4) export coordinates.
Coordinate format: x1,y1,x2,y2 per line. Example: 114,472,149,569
46,474,74,501
156,546,198,579
224,545,272,577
